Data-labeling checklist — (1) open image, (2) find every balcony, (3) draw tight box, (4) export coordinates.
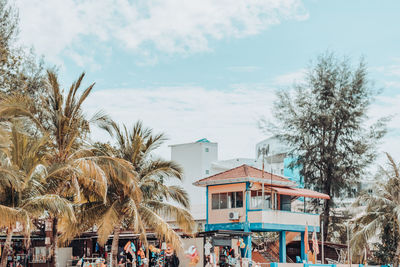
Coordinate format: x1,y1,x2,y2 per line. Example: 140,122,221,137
247,209,320,232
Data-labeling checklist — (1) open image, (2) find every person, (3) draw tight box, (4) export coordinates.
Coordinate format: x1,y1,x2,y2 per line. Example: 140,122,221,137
165,252,179,267
209,248,217,267
118,258,125,267
205,255,211,267
171,252,179,267
228,250,240,267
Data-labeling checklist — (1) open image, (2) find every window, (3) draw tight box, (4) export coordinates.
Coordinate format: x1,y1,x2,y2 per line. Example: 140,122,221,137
280,195,291,211
205,147,209,152
251,190,271,209
205,170,209,175
264,194,271,209
211,191,243,209
235,191,243,208
251,190,263,209
212,194,219,209
228,191,243,208
219,193,228,209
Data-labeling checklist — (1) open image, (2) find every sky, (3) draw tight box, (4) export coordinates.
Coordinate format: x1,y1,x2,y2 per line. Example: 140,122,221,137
13,0,400,166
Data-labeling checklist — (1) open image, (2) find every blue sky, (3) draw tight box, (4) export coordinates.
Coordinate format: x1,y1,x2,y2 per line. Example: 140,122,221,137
15,0,400,163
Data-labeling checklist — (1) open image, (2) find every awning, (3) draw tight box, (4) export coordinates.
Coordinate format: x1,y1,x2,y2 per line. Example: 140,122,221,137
271,186,330,199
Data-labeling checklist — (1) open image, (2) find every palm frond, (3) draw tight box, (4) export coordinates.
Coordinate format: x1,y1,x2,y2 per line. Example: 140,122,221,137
22,195,76,222
144,200,194,234
97,202,121,246
138,205,184,252
0,205,29,229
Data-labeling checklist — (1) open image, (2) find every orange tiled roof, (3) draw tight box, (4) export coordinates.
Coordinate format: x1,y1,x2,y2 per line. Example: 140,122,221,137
193,164,295,187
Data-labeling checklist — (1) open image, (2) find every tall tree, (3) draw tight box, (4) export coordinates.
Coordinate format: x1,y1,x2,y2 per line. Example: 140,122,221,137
39,71,112,267
351,153,400,266
100,121,195,266
0,0,46,97
0,123,75,267
260,53,387,240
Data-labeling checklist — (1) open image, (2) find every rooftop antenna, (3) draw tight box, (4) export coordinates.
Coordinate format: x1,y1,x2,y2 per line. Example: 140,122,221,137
257,144,269,178
258,144,270,209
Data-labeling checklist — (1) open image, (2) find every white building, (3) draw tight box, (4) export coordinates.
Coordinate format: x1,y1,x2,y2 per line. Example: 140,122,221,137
170,137,291,207
210,158,262,175
169,138,218,231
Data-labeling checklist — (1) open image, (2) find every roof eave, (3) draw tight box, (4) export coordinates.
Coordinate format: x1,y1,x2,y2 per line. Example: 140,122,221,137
193,177,296,188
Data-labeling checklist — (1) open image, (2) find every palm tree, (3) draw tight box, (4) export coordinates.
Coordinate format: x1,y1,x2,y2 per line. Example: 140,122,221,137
0,71,112,267
351,153,400,266
1,72,138,267
56,142,141,250
98,121,195,266
36,71,116,267
0,124,75,267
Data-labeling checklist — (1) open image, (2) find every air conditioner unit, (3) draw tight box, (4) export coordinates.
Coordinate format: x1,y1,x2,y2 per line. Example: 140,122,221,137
228,211,239,220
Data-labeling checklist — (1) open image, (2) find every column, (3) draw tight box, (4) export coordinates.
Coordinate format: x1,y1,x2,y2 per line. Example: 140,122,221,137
243,235,252,260
244,182,252,261
279,231,286,263
301,231,306,262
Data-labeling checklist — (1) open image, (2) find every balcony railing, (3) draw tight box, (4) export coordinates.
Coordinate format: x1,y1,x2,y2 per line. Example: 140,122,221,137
247,209,320,231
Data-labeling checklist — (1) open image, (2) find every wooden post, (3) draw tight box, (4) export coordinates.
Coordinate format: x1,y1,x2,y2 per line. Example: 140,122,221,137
262,182,265,209
321,221,324,264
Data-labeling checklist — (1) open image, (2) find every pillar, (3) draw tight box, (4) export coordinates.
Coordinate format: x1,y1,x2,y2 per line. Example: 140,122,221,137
243,182,252,261
279,231,286,263
243,235,252,260
301,231,306,262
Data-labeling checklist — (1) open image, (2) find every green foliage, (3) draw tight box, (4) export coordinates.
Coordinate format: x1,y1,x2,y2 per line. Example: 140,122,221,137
261,52,387,240
373,221,399,264
351,154,400,265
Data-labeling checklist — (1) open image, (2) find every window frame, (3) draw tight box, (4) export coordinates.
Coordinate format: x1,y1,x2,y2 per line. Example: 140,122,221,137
211,191,244,209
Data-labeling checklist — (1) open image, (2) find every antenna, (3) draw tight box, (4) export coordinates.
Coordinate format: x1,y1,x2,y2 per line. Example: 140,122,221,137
257,144,269,178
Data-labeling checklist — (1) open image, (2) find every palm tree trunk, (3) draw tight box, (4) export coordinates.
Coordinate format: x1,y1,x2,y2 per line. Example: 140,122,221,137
145,247,149,267
394,238,400,267
1,228,13,267
111,225,121,267
50,218,59,267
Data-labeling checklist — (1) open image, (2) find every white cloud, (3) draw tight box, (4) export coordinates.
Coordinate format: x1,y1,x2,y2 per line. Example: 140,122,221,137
83,85,275,160
374,64,400,77
81,85,400,170
384,81,400,88
368,94,400,167
273,68,306,86
15,0,308,65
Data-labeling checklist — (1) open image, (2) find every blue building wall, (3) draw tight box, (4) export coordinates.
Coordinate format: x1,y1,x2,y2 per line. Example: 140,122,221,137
283,157,303,188
283,156,304,202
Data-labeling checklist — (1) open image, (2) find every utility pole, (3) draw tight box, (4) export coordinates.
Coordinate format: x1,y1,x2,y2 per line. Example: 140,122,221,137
257,145,269,209
347,223,351,266
321,221,324,264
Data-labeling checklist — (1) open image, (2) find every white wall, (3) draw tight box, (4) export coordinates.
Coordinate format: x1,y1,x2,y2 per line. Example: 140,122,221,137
57,247,72,267
255,136,289,158
170,141,218,207
177,238,204,267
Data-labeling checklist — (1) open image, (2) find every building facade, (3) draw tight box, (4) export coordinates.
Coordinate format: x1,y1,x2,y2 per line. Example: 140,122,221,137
194,164,330,263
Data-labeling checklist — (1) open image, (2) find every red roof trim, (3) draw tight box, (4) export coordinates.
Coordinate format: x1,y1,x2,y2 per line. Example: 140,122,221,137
271,186,330,199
